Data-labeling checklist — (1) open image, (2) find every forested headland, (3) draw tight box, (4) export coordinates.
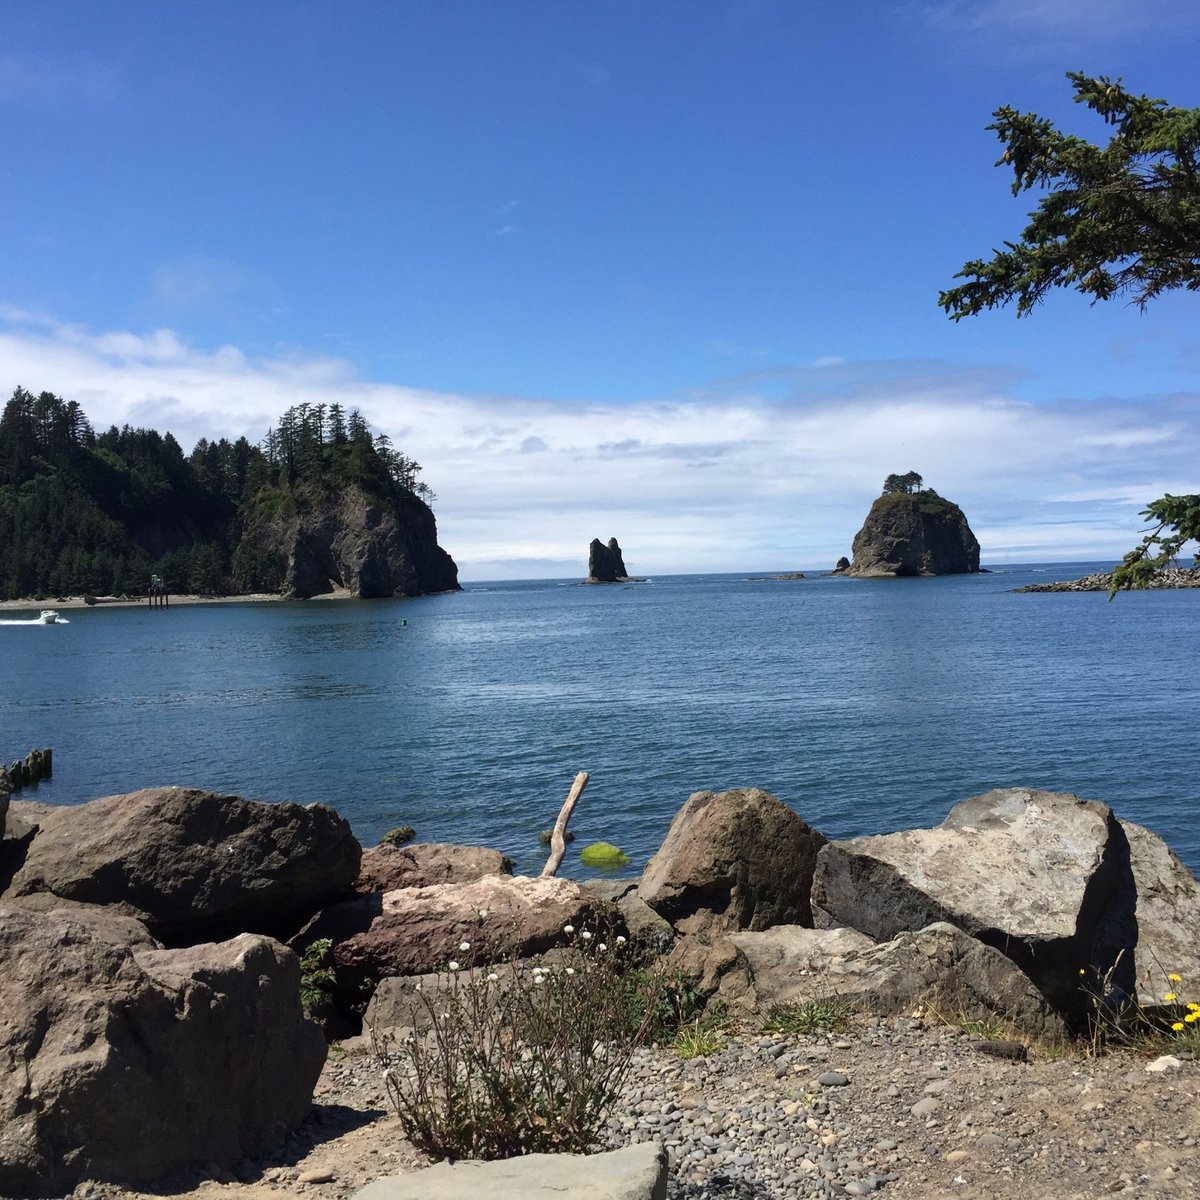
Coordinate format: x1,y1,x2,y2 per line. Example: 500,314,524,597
0,387,439,601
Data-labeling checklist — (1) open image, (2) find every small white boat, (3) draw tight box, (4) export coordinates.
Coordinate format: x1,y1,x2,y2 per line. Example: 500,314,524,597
0,610,69,626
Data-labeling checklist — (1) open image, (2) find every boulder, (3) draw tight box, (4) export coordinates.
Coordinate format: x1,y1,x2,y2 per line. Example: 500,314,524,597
1122,819,1200,1007
332,874,599,988
355,842,513,894
581,879,676,956
640,789,827,935
810,788,1137,1021
847,490,979,577
683,922,1064,1041
831,556,851,574
352,1141,668,1200
1,787,361,944
0,907,324,1196
0,767,8,834
585,537,631,583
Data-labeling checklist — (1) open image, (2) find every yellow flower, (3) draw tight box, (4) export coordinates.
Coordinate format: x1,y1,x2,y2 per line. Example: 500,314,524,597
1188,1002,1200,1012
1168,973,1183,982
1079,968,1086,976
1172,1022,1186,1032
1164,992,1178,1002
1186,1012,1200,1024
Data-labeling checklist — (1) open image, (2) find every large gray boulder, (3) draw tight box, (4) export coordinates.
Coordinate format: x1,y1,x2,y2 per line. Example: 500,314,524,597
810,788,1137,1021
641,789,827,935
331,874,599,988
681,922,1064,1041
353,1141,667,1200
0,907,324,1196
1,787,361,944
1123,819,1200,1007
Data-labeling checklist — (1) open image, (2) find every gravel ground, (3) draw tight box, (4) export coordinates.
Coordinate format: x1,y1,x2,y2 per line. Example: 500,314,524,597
58,1018,1199,1200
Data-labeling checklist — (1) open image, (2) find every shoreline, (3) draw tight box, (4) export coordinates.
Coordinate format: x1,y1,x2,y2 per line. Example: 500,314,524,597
0,593,285,612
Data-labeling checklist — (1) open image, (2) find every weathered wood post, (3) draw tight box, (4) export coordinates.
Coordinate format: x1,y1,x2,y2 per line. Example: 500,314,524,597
541,772,589,878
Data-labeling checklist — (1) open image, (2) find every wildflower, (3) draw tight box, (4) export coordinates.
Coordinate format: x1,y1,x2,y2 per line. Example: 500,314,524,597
1168,973,1183,983
448,961,461,972
1164,992,1178,1002
486,972,499,982
1079,968,1086,976
1173,1022,1186,1032
580,930,593,941
478,908,489,919
533,974,545,985
459,941,471,952
1186,1012,1200,1024
565,967,576,976
598,943,608,952
563,924,575,934
616,935,627,946
1188,1002,1200,1012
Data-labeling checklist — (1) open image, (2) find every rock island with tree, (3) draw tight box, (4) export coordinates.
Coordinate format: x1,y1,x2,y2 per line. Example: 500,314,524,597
843,473,981,577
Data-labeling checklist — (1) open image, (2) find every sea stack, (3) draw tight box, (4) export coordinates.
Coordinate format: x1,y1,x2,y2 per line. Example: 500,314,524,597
585,537,632,584
845,474,980,577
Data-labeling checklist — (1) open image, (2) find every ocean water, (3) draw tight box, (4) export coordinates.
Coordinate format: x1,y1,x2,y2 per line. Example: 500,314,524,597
1,563,1197,877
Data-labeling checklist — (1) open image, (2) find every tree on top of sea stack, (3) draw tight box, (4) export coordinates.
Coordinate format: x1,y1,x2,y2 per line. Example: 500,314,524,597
938,71,1199,592
846,477,980,578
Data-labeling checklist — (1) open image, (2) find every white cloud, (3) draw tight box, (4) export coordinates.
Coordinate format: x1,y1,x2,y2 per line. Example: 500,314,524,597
0,309,1194,579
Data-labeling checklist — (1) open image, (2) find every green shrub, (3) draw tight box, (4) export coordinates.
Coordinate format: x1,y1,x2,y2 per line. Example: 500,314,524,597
758,996,852,1036
299,938,336,1027
381,826,416,847
372,926,663,1160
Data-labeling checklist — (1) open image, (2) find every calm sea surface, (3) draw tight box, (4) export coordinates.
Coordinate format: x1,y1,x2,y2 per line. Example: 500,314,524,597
2,563,1197,877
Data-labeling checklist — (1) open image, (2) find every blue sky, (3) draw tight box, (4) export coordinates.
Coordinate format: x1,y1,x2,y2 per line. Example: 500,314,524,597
1,0,1197,579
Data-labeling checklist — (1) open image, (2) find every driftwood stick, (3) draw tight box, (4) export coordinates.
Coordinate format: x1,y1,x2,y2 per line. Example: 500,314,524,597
541,771,589,878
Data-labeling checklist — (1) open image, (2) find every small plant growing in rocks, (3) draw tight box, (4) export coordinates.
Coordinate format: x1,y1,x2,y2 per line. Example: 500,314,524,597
671,1013,728,1059
1159,972,1200,1051
372,925,664,1160
298,938,337,1029
758,997,852,1037
1082,956,1200,1055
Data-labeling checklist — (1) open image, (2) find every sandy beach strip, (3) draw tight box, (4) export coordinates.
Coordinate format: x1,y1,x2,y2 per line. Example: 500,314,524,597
0,593,286,612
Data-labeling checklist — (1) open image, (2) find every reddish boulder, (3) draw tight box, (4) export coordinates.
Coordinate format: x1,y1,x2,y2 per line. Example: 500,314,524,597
355,842,512,893
333,874,597,986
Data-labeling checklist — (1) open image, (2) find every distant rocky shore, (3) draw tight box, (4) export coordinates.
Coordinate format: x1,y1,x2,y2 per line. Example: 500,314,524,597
1016,566,1200,593
3,776,1199,1198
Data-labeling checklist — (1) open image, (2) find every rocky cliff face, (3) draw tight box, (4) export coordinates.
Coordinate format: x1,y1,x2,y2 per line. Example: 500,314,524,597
847,492,979,577
586,537,631,583
245,485,459,599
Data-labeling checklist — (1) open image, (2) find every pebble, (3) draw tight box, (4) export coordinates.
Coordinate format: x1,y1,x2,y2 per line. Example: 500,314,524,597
818,1072,850,1088
296,1167,336,1184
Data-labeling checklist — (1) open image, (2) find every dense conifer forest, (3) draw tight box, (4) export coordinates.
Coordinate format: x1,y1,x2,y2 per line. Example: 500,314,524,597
0,387,432,600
